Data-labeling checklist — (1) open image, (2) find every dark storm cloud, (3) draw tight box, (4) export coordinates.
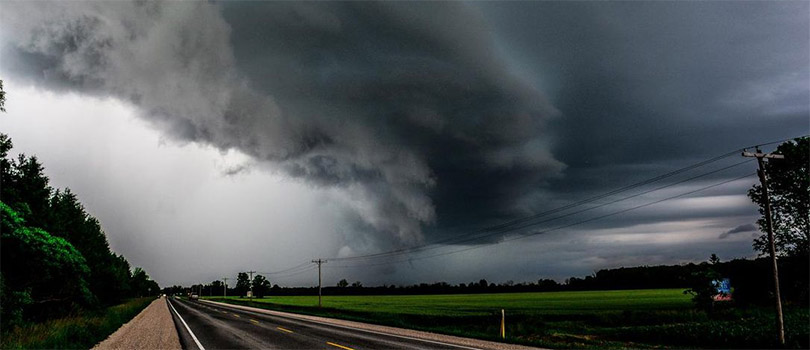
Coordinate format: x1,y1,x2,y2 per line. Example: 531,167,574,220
474,1,809,219
476,1,808,168
1,2,563,252
719,223,757,240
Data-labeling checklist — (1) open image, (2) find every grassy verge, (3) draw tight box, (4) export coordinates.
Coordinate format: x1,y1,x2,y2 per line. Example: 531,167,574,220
204,291,809,349
1,297,155,349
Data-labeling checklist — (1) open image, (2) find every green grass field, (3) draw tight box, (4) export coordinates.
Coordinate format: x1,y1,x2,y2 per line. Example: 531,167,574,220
211,288,692,315
205,289,809,349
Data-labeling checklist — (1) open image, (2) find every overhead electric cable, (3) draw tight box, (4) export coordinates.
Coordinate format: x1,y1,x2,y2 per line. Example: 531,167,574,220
326,173,756,269
330,158,753,262
260,135,806,274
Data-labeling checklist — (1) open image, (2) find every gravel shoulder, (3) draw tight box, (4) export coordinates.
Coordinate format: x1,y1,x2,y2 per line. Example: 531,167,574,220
201,299,542,350
93,296,181,350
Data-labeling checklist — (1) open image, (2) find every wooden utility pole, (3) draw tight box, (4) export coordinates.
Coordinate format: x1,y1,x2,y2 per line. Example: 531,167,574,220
742,148,786,346
312,259,327,307
223,277,228,298
247,271,256,302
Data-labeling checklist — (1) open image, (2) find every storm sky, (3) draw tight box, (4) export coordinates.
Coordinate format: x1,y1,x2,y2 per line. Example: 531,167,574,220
0,1,807,287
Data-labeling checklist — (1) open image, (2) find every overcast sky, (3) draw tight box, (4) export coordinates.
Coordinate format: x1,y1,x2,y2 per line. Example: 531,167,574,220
0,1,807,287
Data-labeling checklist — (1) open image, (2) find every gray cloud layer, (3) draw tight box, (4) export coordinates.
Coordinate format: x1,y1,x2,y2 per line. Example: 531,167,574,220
1,2,562,252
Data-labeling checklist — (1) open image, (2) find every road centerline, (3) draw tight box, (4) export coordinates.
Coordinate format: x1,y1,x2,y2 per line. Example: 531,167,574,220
326,341,355,350
200,299,484,350
277,326,294,333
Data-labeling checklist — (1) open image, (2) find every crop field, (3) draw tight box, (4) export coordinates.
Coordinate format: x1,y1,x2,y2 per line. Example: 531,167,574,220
205,289,809,349
210,289,691,315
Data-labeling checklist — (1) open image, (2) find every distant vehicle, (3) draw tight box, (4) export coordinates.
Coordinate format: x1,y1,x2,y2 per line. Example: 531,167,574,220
190,294,199,300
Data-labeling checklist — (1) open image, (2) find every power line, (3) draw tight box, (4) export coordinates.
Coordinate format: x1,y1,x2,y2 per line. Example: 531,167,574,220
258,135,806,275
258,262,312,275
330,150,741,263
326,173,756,269
264,265,317,280
331,158,754,263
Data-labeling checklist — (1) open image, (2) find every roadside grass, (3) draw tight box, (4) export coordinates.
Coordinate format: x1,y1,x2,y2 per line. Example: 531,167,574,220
204,290,809,349
0,297,154,349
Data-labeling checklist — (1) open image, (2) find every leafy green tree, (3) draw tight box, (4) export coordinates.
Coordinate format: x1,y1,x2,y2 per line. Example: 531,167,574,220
236,272,250,297
0,85,157,325
748,137,809,257
4,154,52,228
1,202,92,327
251,274,271,298
130,267,159,297
337,279,349,288
45,189,132,304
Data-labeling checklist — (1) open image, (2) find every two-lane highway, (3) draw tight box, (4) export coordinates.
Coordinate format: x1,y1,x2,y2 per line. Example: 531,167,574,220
167,297,483,350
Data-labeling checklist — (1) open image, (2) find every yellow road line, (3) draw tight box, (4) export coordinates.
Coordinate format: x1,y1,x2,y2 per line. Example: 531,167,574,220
326,342,354,350
232,313,240,318
250,319,259,324
276,326,293,333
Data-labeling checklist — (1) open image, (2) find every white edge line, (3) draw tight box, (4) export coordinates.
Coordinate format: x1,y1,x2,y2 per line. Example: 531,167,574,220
168,298,206,350
200,300,483,350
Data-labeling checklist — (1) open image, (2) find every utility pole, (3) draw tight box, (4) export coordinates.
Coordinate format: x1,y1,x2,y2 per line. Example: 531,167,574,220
312,259,327,307
743,147,786,346
223,277,228,298
247,271,256,302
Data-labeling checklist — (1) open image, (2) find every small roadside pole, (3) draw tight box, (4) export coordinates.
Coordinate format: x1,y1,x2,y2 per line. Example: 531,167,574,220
312,259,327,307
500,309,506,339
742,147,786,347
247,270,256,303
223,277,228,298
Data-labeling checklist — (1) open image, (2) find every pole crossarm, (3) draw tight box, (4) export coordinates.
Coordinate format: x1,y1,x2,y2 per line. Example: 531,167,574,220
312,259,327,307
742,151,785,159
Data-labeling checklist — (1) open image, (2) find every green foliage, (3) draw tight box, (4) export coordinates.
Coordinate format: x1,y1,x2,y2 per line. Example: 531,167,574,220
45,189,134,305
0,132,159,333
3,154,52,228
337,279,349,288
0,274,33,329
251,274,271,298
235,272,250,296
608,307,809,349
0,297,154,349
1,202,92,325
130,268,159,297
748,137,809,257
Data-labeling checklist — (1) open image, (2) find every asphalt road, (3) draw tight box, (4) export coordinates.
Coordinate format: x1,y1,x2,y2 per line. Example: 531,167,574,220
167,297,482,350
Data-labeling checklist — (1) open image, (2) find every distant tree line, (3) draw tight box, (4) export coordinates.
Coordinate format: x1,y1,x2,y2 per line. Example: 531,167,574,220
175,256,806,308
1,132,159,330
163,272,274,298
